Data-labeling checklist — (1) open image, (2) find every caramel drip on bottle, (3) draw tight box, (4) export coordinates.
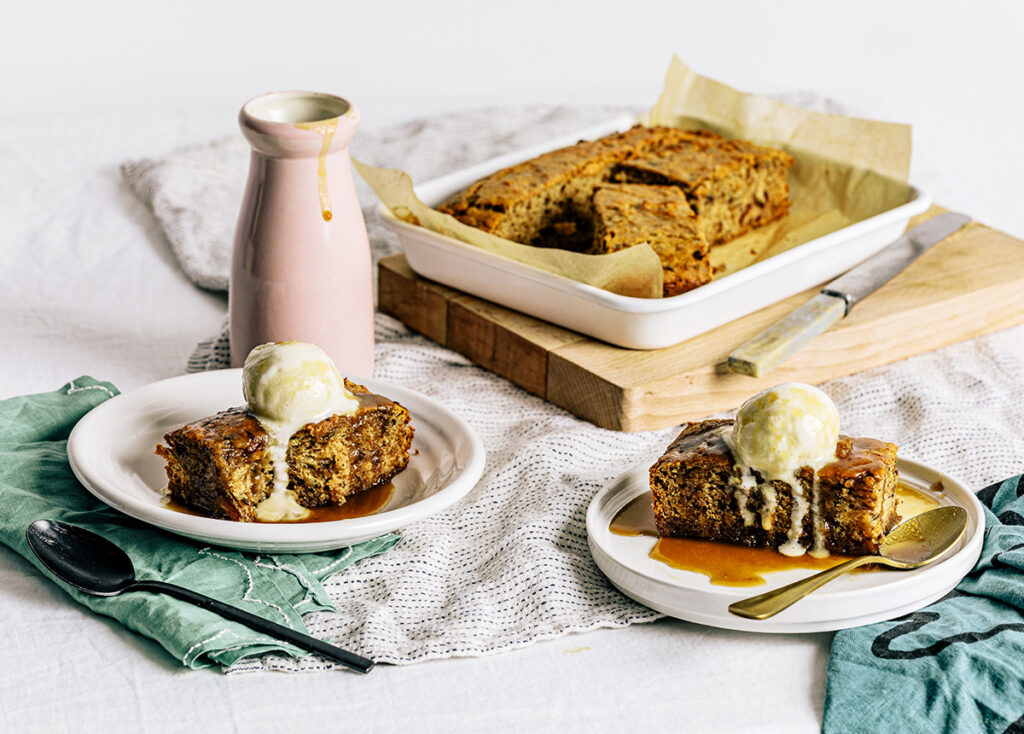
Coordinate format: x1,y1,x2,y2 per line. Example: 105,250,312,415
295,117,339,222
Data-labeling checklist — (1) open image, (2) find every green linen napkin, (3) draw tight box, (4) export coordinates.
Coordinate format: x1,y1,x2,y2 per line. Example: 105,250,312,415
0,377,400,670
824,474,1024,732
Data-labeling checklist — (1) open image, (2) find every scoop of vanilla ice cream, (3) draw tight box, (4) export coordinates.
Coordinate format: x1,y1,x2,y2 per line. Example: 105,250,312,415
728,383,840,479
242,341,357,424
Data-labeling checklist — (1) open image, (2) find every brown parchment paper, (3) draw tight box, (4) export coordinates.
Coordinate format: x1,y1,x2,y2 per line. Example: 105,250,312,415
353,161,663,298
356,55,912,296
647,56,912,277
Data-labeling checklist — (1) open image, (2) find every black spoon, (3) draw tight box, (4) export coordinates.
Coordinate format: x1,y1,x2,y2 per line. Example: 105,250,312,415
25,519,374,673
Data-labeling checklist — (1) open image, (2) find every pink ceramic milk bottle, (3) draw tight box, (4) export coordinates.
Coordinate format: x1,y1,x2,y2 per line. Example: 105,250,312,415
229,91,374,376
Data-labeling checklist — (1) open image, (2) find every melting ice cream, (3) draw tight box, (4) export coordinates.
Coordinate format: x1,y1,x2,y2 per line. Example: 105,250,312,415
726,383,840,557
242,341,358,521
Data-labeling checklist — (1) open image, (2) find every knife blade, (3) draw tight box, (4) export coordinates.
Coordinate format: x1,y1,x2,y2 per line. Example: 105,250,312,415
727,212,972,378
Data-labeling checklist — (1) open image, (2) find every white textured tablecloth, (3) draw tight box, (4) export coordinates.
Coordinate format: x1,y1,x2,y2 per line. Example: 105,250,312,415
2,103,1023,733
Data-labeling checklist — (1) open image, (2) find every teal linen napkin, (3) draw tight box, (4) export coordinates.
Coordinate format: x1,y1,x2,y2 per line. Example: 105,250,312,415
0,377,400,670
824,474,1024,732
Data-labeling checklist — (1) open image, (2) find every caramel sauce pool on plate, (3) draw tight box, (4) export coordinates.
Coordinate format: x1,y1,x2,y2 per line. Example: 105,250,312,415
609,482,941,587
165,481,394,523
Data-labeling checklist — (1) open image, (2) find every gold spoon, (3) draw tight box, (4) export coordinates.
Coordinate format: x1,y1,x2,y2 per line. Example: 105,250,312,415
728,505,968,620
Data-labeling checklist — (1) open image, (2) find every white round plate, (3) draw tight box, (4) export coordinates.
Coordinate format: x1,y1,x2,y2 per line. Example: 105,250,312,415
587,459,985,633
68,370,486,553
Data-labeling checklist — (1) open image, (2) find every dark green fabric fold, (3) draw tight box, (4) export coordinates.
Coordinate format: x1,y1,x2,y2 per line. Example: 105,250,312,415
0,378,399,670
824,475,1024,733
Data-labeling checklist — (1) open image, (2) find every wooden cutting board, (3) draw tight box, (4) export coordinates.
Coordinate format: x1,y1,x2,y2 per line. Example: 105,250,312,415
378,206,1024,431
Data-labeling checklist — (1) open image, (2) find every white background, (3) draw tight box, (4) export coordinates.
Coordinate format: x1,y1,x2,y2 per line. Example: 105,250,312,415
1,1,1022,731
1,0,1021,237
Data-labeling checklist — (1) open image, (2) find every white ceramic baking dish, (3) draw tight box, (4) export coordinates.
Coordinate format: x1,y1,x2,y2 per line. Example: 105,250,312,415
377,116,932,350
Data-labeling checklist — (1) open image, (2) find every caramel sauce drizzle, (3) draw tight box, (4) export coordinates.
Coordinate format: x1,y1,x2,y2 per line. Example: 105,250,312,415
610,482,942,587
161,388,401,524
295,117,339,222
166,481,394,524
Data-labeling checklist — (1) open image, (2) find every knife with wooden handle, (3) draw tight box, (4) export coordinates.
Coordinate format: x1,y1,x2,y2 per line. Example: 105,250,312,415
726,212,972,378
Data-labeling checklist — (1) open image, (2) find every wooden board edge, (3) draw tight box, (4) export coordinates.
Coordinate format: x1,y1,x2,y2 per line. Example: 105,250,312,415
378,255,460,345
609,283,1024,432
546,351,630,431
447,298,551,398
